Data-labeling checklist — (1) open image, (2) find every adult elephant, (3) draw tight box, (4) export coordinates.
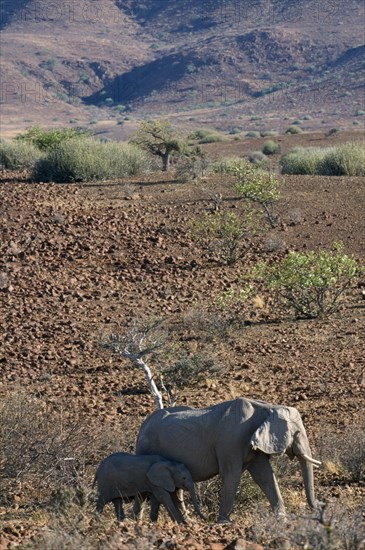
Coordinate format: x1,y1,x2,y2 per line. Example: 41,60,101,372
136,398,322,522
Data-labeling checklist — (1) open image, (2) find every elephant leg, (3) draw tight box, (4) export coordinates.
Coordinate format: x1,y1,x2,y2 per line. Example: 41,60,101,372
149,495,160,523
152,488,186,524
171,491,190,522
218,467,242,523
112,498,125,522
247,454,285,516
95,496,104,516
132,494,146,521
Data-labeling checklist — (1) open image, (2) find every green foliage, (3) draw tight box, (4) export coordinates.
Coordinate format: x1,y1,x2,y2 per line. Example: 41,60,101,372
227,160,281,227
246,131,260,138
280,147,328,175
210,156,243,174
130,119,188,171
17,126,91,151
190,209,256,265
260,130,279,137
281,143,365,176
285,125,303,134
317,142,365,176
0,139,43,170
262,140,281,155
32,138,153,183
194,128,226,144
162,353,222,389
248,243,360,318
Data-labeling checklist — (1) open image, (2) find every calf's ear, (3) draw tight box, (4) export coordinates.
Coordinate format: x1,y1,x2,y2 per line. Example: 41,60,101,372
147,463,175,492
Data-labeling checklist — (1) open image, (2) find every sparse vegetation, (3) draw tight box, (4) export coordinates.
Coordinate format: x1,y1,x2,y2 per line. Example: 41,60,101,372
175,146,209,182
285,125,303,134
247,243,360,318
226,160,281,227
190,210,256,265
194,128,226,144
32,138,153,182
0,139,43,170
17,125,91,151
246,131,260,138
248,151,269,166
162,353,222,389
262,140,281,155
210,156,243,173
281,142,365,176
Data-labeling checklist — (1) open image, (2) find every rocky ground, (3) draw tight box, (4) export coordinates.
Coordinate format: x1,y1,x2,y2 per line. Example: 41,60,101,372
0,135,364,548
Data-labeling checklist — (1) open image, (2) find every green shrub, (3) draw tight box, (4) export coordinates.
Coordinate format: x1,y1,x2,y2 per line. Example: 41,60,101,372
262,140,281,155
190,210,256,265
222,159,281,228
248,243,360,318
229,127,241,135
260,130,278,137
246,131,260,138
16,125,91,151
32,138,153,183
248,151,268,166
285,125,303,134
210,156,243,173
318,142,365,176
280,147,328,175
281,142,365,176
0,139,43,170
195,128,226,144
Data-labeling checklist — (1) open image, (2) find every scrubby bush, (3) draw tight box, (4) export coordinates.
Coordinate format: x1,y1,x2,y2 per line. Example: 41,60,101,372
318,142,365,176
260,130,278,137
285,125,303,134
210,156,243,173
0,139,43,170
248,243,360,318
248,151,269,166
32,138,153,182
262,140,281,155
190,209,256,265
162,353,222,389
225,159,281,227
195,128,226,143
16,125,91,150
175,147,209,182
280,147,328,175
246,131,260,138
281,142,365,176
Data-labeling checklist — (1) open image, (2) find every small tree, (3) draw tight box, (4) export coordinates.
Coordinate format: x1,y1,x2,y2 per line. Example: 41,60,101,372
130,119,187,171
226,160,282,228
248,243,361,318
101,320,166,409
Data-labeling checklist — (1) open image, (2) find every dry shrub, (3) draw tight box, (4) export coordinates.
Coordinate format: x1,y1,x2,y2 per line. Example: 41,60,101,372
318,424,365,482
0,390,138,505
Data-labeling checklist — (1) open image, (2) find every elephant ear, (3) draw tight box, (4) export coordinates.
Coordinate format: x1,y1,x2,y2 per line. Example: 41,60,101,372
250,408,292,455
147,463,175,492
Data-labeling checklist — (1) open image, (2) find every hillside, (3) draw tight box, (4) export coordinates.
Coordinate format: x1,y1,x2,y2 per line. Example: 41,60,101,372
0,0,364,137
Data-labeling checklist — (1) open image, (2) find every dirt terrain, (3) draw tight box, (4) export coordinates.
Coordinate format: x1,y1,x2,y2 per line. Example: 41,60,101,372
0,134,364,548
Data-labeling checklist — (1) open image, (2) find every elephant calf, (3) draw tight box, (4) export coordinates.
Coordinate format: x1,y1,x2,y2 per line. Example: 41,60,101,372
93,452,204,523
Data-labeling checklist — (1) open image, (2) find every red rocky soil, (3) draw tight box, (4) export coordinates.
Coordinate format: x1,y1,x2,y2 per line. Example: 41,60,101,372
0,139,364,548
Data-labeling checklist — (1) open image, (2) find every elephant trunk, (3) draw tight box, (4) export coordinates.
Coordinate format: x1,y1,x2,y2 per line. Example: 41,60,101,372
187,482,206,520
298,455,317,509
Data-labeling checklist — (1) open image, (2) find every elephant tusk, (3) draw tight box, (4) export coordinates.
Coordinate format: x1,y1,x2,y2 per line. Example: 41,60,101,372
302,454,322,467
